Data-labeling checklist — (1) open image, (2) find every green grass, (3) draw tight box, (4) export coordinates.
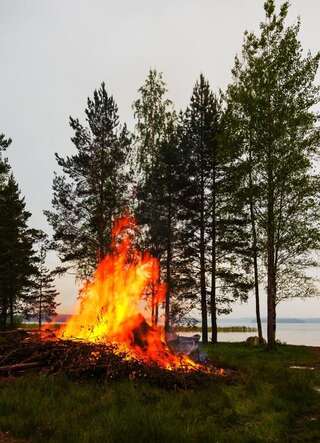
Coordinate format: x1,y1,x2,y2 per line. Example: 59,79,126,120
0,343,319,443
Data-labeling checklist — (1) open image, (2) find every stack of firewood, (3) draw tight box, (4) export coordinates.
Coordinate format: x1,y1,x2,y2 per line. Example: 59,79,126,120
0,329,229,389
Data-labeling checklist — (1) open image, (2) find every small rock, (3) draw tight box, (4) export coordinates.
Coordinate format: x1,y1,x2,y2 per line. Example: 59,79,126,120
289,366,315,370
246,336,266,346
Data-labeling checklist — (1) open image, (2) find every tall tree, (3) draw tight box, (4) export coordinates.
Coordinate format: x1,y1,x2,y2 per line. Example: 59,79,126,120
133,69,176,326
157,119,190,331
209,112,253,344
25,233,59,328
0,133,12,327
179,75,215,343
0,174,36,328
180,76,251,343
226,0,320,346
46,83,131,278
224,90,265,343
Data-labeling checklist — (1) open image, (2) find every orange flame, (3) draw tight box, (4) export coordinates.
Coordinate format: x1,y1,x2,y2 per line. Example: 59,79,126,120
58,215,200,370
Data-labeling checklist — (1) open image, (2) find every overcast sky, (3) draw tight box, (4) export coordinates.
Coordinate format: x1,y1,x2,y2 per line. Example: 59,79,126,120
1,0,320,318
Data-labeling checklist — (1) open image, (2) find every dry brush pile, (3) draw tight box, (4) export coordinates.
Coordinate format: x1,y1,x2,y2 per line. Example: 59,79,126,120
0,329,232,389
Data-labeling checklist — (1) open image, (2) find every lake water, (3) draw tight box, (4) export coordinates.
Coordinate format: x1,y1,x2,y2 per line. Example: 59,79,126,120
183,321,320,346
31,318,320,346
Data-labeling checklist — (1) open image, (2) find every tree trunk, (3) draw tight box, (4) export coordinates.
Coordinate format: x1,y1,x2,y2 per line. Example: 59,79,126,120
200,232,208,343
97,146,106,264
165,188,172,332
267,265,276,347
267,167,276,347
151,261,160,327
155,261,161,326
210,270,217,343
9,295,14,328
151,283,155,326
210,158,217,343
248,153,263,343
199,87,208,344
253,249,263,342
265,22,277,348
38,288,42,329
200,173,208,344
0,301,7,330
154,302,159,326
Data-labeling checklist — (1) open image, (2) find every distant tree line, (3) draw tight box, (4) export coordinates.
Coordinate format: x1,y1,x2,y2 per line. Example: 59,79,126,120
1,1,319,348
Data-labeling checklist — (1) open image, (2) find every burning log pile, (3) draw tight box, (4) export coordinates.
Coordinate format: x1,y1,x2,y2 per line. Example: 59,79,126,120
0,215,232,389
0,330,228,389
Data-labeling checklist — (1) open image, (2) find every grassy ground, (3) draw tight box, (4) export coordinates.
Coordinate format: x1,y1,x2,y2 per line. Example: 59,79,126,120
0,343,319,443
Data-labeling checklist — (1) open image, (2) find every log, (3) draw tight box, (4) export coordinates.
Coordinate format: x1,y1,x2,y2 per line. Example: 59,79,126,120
0,329,29,336
0,361,42,373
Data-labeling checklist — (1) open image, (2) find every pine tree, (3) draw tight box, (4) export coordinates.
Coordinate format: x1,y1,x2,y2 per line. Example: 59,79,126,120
226,0,320,346
157,119,189,331
0,174,36,328
179,75,215,343
25,233,59,327
180,75,252,343
45,83,131,278
133,69,176,326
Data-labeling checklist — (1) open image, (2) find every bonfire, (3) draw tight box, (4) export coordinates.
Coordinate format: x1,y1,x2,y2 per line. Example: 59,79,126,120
0,215,227,388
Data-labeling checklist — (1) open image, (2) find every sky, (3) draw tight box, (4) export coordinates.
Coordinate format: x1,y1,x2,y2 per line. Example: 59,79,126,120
1,0,320,319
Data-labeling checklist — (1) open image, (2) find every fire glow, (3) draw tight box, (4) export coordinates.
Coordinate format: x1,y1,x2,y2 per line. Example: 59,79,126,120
57,215,201,371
